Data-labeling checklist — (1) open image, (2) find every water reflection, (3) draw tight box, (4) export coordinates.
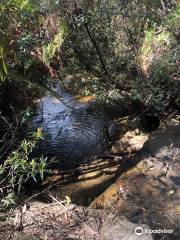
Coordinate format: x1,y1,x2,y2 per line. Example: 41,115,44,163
32,82,108,169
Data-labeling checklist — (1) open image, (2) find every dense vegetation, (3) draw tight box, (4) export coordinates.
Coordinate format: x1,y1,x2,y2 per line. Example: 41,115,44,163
0,0,179,206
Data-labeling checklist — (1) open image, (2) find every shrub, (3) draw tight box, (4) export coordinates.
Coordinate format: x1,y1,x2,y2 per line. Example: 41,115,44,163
0,128,47,207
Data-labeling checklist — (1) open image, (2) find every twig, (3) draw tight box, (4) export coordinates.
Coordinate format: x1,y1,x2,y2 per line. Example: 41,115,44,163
48,194,105,240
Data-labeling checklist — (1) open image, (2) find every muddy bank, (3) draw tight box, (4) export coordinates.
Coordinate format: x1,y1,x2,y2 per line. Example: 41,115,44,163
92,119,180,239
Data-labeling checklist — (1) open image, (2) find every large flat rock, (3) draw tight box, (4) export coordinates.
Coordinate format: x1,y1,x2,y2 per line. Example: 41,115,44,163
100,214,153,240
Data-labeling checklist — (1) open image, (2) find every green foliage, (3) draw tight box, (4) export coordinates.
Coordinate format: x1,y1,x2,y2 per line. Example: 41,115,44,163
20,107,34,124
0,129,47,207
56,0,176,97
0,47,8,81
135,45,180,112
164,3,180,40
6,0,35,11
1,193,16,207
164,3,180,28
141,29,154,57
42,21,68,65
131,2,179,113
0,0,39,82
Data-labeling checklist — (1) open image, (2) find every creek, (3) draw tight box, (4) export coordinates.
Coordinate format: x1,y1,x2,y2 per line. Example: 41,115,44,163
31,82,112,170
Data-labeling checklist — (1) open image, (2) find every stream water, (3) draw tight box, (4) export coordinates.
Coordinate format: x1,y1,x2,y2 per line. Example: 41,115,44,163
31,82,110,170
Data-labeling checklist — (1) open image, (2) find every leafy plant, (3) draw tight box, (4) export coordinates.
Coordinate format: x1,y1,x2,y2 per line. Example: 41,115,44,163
0,128,47,207
42,21,68,65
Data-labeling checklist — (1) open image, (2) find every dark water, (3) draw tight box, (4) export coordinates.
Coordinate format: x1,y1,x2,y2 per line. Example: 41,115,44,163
32,83,109,169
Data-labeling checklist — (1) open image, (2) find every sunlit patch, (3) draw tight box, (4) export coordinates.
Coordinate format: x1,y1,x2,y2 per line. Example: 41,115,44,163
75,95,96,103
51,98,61,103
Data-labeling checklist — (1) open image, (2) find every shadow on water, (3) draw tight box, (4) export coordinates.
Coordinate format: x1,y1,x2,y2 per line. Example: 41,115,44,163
31,81,110,170
38,154,129,205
